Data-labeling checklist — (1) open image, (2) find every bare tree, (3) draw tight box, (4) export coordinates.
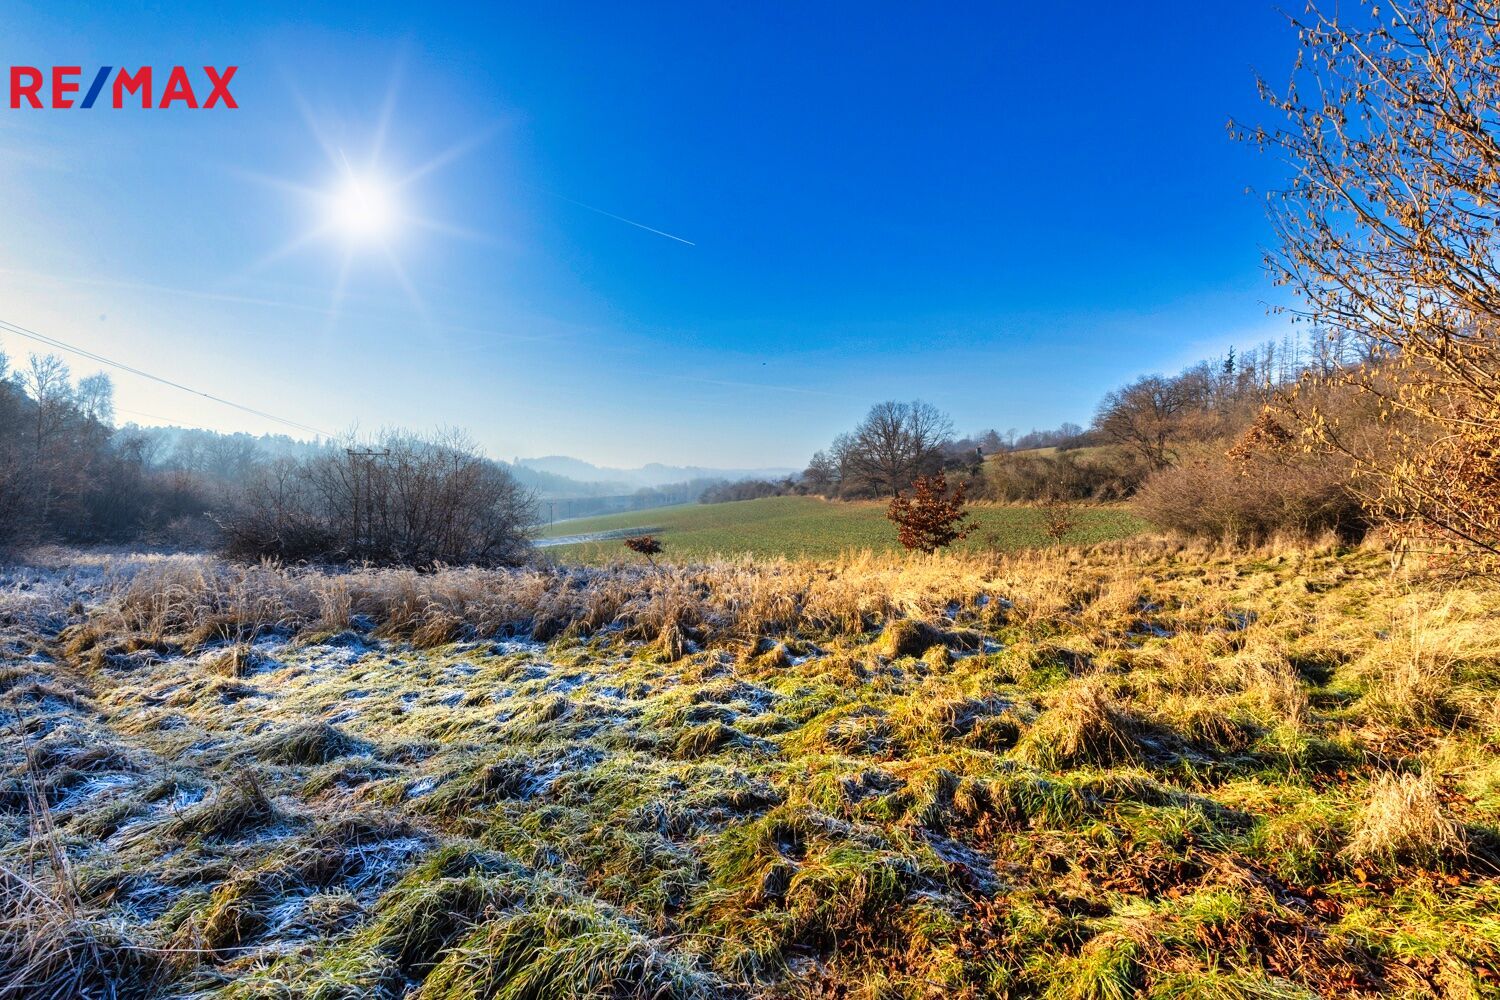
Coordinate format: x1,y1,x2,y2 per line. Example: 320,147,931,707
1093,375,1191,469
1240,0,1500,561
802,450,839,494
843,400,955,497
22,355,73,453
75,373,115,426
221,429,537,566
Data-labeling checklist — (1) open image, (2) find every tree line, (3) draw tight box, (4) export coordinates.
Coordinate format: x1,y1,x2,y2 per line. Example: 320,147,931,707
0,352,213,548
784,327,1378,544
219,429,534,565
0,351,537,566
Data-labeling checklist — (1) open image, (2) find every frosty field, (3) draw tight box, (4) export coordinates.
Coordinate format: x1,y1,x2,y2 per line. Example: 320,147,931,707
1,540,1497,998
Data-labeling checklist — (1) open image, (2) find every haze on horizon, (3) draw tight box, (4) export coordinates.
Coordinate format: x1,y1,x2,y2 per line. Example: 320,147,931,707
1,2,1303,470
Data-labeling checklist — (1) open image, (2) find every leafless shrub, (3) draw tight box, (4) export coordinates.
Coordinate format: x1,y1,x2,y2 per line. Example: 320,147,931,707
218,429,536,567
1135,445,1366,543
1038,499,1079,542
982,447,1150,503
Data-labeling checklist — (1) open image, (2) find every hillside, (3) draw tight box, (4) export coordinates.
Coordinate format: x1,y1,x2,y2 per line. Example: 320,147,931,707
537,496,1145,561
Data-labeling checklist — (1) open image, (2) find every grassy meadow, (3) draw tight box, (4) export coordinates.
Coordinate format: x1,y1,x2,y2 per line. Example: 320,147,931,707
539,496,1144,561
1,538,1498,998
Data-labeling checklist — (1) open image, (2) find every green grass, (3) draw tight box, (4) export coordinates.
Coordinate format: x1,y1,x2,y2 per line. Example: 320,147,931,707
6,542,1499,998
538,496,1144,562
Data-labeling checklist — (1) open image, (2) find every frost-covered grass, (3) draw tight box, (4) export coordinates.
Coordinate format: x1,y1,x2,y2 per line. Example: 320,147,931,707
1,539,1497,998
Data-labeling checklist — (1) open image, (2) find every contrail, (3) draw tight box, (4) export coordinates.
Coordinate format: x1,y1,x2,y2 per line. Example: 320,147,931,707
542,189,696,246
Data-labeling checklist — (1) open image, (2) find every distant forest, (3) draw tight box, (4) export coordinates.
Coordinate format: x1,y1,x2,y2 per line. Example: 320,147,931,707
0,349,742,559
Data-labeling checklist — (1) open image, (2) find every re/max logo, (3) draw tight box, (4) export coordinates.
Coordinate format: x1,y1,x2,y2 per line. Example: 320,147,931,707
7,66,238,109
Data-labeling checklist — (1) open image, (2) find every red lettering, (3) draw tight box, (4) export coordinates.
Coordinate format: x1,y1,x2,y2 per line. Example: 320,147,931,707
203,66,237,109
51,65,81,107
11,64,239,111
158,66,197,108
9,66,42,108
113,67,151,108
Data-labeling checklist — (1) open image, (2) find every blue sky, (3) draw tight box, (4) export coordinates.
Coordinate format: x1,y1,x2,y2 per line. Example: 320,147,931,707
2,2,1300,468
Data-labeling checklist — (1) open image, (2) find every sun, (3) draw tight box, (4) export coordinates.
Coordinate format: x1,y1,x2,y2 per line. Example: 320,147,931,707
234,72,502,318
328,172,397,243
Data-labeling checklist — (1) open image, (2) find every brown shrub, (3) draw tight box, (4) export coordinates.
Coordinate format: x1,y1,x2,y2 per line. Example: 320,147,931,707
983,447,1149,502
1134,447,1366,543
886,473,973,553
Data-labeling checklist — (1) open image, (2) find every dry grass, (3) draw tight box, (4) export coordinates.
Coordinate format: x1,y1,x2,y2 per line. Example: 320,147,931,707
1017,675,1151,769
1,537,1497,998
1343,771,1468,870
57,540,1218,659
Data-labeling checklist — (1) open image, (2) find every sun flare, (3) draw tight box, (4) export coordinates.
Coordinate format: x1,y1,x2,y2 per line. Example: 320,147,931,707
328,173,397,243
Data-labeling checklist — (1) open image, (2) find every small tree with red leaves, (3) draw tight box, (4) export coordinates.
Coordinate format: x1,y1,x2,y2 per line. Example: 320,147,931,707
623,534,664,566
887,472,973,553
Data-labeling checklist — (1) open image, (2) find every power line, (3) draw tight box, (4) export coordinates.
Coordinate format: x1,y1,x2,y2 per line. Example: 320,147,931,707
0,317,335,439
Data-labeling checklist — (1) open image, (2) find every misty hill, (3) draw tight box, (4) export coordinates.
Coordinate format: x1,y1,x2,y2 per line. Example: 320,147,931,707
118,425,793,506
516,455,797,489
501,463,624,498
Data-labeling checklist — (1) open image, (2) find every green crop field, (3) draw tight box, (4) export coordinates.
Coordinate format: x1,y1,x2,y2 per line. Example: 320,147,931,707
537,495,1144,561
